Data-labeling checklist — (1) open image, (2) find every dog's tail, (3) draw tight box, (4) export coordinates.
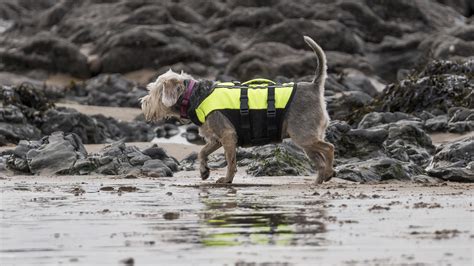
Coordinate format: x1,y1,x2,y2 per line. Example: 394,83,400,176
303,36,327,84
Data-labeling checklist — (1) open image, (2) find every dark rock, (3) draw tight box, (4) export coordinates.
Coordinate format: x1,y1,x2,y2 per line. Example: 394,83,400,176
67,74,147,108
380,60,473,114
210,7,284,30
0,33,90,78
93,114,155,143
336,157,424,182
254,19,362,53
427,136,474,182
328,91,373,121
179,152,198,171
225,42,315,81
24,132,86,175
358,112,420,129
96,25,209,74
383,124,435,167
141,159,172,177
141,145,169,160
326,120,387,159
424,115,449,132
447,107,474,133
154,123,180,139
184,125,205,145
243,141,313,176
41,107,106,144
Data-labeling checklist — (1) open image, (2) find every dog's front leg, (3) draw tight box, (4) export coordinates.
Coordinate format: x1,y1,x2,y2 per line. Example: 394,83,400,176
199,139,221,180
216,131,237,184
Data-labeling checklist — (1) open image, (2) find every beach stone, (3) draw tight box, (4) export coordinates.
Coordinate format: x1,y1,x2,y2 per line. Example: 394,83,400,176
179,152,198,171
427,136,474,182
0,32,90,78
336,157,424,183
67,74,147,108
358,112,420,129
26,132,86,175
141,159,173,177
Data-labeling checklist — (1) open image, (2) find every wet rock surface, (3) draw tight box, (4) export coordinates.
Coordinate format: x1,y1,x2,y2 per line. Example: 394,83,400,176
427,136,474,182
0,84,155,146
65,74,147,108
3,134,177,177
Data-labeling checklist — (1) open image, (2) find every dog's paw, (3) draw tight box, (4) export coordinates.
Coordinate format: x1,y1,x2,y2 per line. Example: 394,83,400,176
324,168,335,182
216,177,232,184
314,176,324,185
200,166,210,180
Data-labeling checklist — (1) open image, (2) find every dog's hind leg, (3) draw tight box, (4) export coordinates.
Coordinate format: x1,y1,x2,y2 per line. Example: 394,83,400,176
216,130,238,184
300,139,334,184
199,139,221,180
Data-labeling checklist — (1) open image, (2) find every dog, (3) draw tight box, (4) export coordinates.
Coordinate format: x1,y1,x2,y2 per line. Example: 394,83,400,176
141,36,334,184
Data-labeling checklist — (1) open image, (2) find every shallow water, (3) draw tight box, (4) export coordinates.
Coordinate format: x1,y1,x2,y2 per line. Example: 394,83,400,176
0,172,472,265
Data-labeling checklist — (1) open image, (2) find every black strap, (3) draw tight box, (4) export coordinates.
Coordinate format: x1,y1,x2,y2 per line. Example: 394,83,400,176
267,86,277,140
239,86,251,146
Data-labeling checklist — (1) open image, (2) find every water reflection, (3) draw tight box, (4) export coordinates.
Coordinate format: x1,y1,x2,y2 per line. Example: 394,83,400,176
199,188,327,247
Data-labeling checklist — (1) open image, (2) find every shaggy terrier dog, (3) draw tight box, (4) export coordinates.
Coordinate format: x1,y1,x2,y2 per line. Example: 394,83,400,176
141,36,334,184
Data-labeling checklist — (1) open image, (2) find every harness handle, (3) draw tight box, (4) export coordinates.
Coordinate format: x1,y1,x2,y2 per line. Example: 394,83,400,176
242,78,276,85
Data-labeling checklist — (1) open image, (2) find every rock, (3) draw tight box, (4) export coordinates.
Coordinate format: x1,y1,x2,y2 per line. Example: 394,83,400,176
326,120,388,159
67,74,147,108
92,114,155,143
383,124,435,167
179,152,198,171
141,145,169,160
96,25,210,74
25,132,86,175
0,121,41,146
336,157,424,183
141,159,172,177
411,174,444,183
427,136,474,182
0,32,90,78
225,42,315,81
327,91,374,121
184,125,205,145
41,107,106,144
254,19,362,53
243,142,313,176
154,123,180,139
210,7,284,31
358,112,421,129
424,115,449,132
447,107,474,133
380,60,473,114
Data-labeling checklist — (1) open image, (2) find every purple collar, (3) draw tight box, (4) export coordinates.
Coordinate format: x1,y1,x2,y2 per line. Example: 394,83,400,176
180,79,196,118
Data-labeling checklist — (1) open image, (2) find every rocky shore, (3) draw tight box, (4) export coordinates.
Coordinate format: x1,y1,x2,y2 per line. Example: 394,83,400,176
0,0,472,183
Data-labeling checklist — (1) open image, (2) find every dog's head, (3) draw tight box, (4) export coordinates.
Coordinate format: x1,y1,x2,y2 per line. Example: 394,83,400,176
140,69,194,121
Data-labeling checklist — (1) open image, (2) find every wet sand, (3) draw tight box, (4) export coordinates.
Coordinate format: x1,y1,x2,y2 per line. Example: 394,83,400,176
0,171,472,265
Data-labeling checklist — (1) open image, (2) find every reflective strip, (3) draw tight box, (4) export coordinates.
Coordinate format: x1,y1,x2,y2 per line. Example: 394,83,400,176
195,83,294,123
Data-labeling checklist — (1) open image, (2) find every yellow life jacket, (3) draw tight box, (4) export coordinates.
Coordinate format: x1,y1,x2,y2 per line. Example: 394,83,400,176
188,79,296,147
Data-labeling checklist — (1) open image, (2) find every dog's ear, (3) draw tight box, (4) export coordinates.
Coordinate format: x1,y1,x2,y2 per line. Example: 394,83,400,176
162,78,184,107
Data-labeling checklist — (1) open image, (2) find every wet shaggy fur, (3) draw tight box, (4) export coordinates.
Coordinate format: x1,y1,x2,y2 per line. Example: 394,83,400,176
141,36,334,184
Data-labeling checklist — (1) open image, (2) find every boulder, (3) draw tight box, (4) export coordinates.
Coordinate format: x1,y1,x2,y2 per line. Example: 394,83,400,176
379,60,473,114
0,33,90,78
40,107,106,144
254,19,362,53
67,74,147,108
427,136,474,182
358,112,420,129
336,157,424,183
24,132,86,175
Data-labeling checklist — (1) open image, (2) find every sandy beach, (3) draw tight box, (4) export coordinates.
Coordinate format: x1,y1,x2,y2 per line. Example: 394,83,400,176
0,172,472,265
